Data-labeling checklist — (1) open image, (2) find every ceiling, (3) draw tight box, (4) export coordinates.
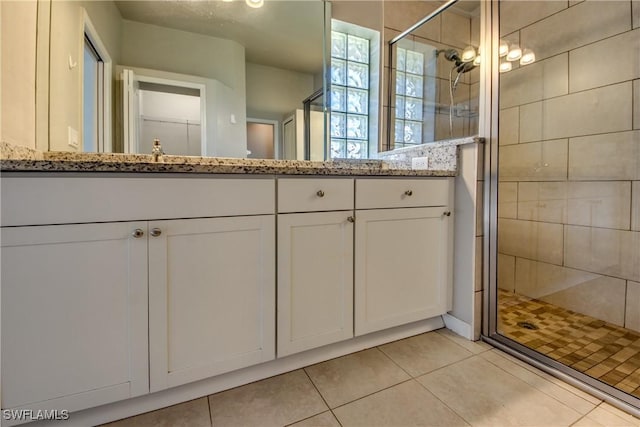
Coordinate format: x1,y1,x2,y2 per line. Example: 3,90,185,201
115,0,325,75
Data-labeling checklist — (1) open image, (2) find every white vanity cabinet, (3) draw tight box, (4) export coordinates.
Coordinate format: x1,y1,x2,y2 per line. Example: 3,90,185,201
1,221,149,417
148,215,275,391
354,178,454,336
276,178,354,357
0,175,276,413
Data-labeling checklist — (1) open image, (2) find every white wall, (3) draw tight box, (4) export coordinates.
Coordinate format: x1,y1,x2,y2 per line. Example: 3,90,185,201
246,62,314,122
48,0,122,151
1,0,38,149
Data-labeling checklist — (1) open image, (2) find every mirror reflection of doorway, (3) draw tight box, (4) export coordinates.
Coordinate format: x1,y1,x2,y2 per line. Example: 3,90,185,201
246,120,277,159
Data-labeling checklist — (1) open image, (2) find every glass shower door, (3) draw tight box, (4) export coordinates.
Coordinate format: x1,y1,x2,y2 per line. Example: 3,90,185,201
492,0,640,409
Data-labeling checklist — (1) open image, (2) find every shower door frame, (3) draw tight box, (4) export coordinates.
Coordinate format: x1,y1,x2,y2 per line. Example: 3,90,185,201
480,0,640,416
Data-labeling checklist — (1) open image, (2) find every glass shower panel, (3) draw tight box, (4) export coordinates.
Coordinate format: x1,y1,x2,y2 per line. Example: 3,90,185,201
495,0,640,405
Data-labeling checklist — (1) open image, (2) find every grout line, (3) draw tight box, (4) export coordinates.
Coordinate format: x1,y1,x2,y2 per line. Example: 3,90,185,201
329,377,415,412
411,370,475,426
302,367,332,412
207,395,214,427
482,348,598,411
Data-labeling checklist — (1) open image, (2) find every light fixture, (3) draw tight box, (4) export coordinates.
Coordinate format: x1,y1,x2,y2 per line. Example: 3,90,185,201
520,48,536,65
499,39,509,57
499,61,512,73
473,55,481,66
506,45,522,61
246,0,263,8
461,46,477,62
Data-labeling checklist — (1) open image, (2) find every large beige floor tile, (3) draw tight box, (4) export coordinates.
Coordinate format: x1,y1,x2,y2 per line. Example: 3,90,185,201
481,350,597,415
333,380,469,427
379,331,473,377
288,411,341,427
104,398,211,427
418,356,583,426
208,370,327,427
576,403,640,426
304,348,410,408
436,328,493,354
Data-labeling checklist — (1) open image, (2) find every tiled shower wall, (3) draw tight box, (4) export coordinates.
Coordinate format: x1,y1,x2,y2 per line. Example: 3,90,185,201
497,1,639,332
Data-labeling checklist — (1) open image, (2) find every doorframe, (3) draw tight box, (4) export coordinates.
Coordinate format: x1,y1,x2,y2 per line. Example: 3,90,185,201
82,9,112,152
124,72,207,156
246,118,279,159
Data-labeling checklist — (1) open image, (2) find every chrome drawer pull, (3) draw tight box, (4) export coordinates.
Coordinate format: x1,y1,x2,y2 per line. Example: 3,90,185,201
132,229,144,238
404,190,413,196
316,190,325,198
347,216,355,223
150,228,162,237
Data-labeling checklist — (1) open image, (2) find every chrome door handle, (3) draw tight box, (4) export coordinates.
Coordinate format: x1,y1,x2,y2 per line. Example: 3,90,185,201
132,228,144,238
150,228,162,237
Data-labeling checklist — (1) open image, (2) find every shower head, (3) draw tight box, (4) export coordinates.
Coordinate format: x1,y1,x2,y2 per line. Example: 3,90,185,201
456,61,476,74
443,49,461,63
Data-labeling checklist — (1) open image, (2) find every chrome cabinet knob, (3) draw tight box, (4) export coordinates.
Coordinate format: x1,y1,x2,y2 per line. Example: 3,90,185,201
132,229,144,238
150,228,162,237
404,190,413,196
347,216,355,223
316,190,325,198
443,211,452,217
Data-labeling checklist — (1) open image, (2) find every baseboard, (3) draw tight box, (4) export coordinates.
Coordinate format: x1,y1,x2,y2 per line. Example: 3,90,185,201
45,317,444,427
442,313,472,339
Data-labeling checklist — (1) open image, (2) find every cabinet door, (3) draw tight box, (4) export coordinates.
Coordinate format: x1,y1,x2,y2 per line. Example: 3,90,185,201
354,207,452,336
1,222,148,414
149,216,275,391
277,212,354,357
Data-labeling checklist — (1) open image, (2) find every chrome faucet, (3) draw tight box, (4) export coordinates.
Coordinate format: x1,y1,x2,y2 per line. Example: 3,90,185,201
152,139,164,163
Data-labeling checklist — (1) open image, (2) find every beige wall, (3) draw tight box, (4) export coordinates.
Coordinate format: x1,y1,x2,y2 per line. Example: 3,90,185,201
48,0,122,151
246,63,314,122
497,1,639,331
1,1,38,149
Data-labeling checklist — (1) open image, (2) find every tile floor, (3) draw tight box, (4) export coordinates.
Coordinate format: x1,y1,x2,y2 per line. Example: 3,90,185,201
499,290,640,399
105,328,640,427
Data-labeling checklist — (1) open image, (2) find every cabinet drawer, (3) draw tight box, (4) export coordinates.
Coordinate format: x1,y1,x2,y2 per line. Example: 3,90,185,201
1,175,275,226
356,178,451,209
278,178,354,213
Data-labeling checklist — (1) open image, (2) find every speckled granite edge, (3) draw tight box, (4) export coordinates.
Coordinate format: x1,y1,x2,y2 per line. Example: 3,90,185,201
0,141,44,161
0,139,457,176
375,136,481,170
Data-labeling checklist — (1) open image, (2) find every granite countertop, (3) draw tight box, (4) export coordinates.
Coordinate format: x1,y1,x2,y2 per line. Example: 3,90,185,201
0,138,481,177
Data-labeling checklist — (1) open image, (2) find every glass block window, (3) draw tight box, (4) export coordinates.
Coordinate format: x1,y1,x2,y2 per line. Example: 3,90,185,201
330,31,370,159
394,47,425,148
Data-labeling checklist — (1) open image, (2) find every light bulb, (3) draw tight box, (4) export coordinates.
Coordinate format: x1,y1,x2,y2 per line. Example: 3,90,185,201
506,45,522,61
499,40,509,57
499,61,512,73
520,49,535,65
473,55,481,66
461,46,476,62
246,0,263,8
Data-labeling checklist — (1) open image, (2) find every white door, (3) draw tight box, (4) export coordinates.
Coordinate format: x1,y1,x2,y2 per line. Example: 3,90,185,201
1,222,148,416
277,211,354,357
354,207,452,336
148,216,276,391
121,69,139,153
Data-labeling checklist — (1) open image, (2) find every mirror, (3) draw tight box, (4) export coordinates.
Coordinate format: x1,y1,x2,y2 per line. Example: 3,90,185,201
46,0,326,159
383,0,481,152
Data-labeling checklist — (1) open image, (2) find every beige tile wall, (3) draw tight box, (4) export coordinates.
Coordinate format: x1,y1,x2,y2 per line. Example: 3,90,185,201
497,1,640,333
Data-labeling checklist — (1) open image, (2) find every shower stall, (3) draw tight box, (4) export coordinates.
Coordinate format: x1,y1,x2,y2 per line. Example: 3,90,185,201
483,0,640,414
